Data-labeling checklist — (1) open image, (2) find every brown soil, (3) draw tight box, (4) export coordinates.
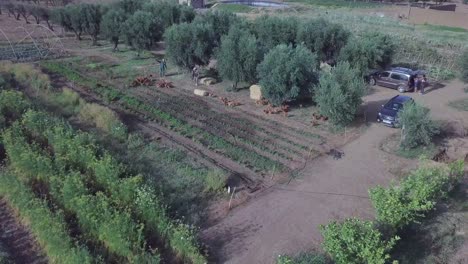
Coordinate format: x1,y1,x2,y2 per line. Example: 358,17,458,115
201,80,468,263
0,199,48,264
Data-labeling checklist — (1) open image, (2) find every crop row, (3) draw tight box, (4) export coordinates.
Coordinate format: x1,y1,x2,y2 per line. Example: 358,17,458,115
41,61,283,173
9,109,207,264
132,88,307,161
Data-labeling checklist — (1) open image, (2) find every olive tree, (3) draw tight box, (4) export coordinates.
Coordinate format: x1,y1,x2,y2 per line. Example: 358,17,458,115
193,10,240,46
164,22,215,69
257,44,318,106
101,9,126,51
144,1,195,29
320,218,399,264
252,16,298,52
217,27,260,90
296,18,350,62
315,61,365,127
398,102,439,149
122,11,164,55
53,5,84,40
82,4,102,45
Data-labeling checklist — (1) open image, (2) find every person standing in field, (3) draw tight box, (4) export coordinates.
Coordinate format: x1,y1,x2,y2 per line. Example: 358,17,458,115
420,74,427,94
159,58,167,77
192,65,199,86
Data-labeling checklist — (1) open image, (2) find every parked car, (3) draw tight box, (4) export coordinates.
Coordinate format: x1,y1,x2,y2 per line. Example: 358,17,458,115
367,67,427,93
377,95,413,127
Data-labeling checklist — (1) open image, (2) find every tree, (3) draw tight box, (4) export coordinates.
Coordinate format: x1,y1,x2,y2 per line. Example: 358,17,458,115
339,32,395,76
15,4,31,24
398,101,439,149
315,61,365,127
52,5,85,40
459,49,468,83
144,1,195,29
116,0,143,15
122,11,163,54
217,27,260,90
164,22,215,69
252,16,298,52
296,18,350,62
193,10,240,46
101,9,126,51
320,218,399,264
369,161,464,230
82,4,102,45
257,44,318,106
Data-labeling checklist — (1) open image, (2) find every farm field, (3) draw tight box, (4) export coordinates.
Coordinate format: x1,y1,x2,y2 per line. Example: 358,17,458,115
0,0,468,264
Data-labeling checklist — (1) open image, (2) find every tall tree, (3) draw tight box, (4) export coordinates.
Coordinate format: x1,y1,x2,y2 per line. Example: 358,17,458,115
217,27,260,90
296,18,350,62
82,4,102,45
315,61,366,127
252,16,298,52
164,22,215,69
101,9,126,51
257,44,318,106
122,11,163,55
193,10,240,46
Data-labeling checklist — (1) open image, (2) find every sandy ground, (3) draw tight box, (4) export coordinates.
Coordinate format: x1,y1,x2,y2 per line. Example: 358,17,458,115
201,80,468,264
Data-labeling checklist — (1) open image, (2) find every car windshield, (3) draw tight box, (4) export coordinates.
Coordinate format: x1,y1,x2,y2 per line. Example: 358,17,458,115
384,102,403,111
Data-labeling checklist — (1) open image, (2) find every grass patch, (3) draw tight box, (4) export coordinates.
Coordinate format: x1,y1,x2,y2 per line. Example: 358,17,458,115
285,0,380,8
448,98,468,112
214,3,252,13
421,24,468,33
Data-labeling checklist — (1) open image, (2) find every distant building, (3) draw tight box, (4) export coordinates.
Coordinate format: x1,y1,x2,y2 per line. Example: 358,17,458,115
179,0,204,9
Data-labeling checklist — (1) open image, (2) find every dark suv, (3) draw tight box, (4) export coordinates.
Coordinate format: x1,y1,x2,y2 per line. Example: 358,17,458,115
377,95,413,127
368,67,426,93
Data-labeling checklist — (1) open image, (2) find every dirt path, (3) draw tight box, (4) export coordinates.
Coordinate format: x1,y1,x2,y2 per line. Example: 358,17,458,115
201,80,468,263
0,199,48,264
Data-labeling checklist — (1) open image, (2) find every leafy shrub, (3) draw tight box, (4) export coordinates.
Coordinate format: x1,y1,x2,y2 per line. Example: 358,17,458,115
320,218,399,264
164,22,215,68
78,102,128,140
0,90,30,128
0,171,94,264
252,16,298,52
217,27,260,89
257,44,319,105
398,102,439,149
0,62,50,90
296,18,350,62
204,170,227,193
369,160,464,230
52,87,83,115
315,61,365,127
122,11,164,54
339,32,395,76
459,49,468,83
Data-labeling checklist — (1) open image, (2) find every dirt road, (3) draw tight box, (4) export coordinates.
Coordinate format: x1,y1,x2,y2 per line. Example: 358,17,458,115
201,80,468,263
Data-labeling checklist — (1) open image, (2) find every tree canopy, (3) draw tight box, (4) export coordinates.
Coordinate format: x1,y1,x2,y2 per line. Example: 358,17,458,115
122,11,164,54
398,101,439,149
252,16,298,52
257,44,318,106
101,9,126,51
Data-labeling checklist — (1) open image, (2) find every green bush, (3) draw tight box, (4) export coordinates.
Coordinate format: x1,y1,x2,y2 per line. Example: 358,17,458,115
257,44,319,105
0,171,94,264
369,160,464,230
144,1,195,28
217,27,260,89
193,10,240,45
164,22,216,68
296,18,350,62
320,218,399,264
252,16,298,52
0,90,30,129
204,170,227,193
459,49,468,83
398,101,439,149
315,61,365,127
122,11,164,54
78,102,128,140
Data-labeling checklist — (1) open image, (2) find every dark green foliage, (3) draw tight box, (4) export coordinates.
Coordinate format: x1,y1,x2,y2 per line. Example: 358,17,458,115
320,218,399,264
217,27,260,89
81,3,102,45
296,18,350,62
315,61,365,126
144,1,195,28
398,102,439,149
0,90,29,129
459,49,468,83
339,32,395,76
252,16,298,52
193,10,240,45
369,161,464,230
116,0,144,15
122,11,164,54
257,44,319,106
101,9,126,51
52,5,84,40
164,22,215,68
